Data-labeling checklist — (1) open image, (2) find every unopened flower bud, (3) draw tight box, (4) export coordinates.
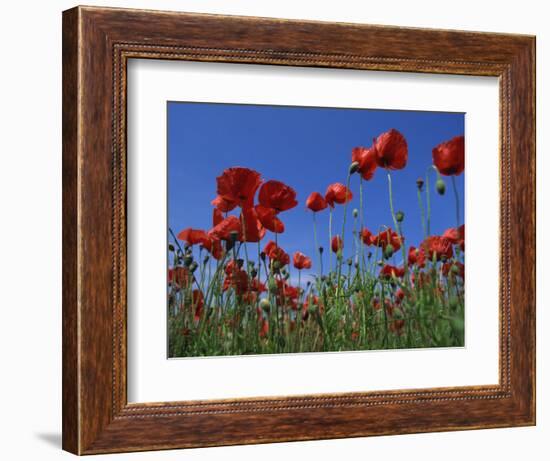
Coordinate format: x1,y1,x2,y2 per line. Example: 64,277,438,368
416,177,424,190
384,244,394,259
347,258,353,266
349,161,360,174
183,255,194,267
203,255,210,265
250,269,258,278
236,258,244,268
260,251,266,261
189,261,198,273
436,178,446,195
318,246,324,254
396,211,404,223
168,244,175,252
337,250,343,260
268,278,278,294
272,261,281,271
259,298,271,311
352,208,359,218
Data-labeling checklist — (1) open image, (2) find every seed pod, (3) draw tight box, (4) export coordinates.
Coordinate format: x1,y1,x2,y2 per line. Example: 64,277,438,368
436,178,446,195
259,298,271,312
396,210,405,223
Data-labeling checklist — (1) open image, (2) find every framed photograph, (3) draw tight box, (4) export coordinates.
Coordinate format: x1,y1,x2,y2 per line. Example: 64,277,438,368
62,6,535,455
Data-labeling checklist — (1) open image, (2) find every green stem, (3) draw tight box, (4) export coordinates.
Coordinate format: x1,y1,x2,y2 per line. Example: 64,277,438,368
451,175,461,227
425,171,432,236
328,208,333,274
386,172,408,277
313,212,321,275
417,187,427,239
336,172,352,295
359,177,365,281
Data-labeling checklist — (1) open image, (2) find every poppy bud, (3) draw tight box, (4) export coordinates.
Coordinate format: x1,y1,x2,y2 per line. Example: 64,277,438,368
436,178,446,195
396,211,404,223
377,260,384,267
284,272,290,280
259,298,271,312
272,261,281,271
236,258,244,268
183,255,193,267
320,275,327,282
353,208,359,218
368,251,372,259
189,261,198,273
250,269,258,278
349,161,360,174
306,281,311,286
337,250,343,260
260,251,266,261
347,258,353,266
384,244,394,259
318,246,324,254
168,244,175,252
416,177,424,190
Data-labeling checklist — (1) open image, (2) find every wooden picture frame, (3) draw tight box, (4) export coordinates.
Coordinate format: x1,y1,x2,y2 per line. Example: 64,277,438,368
62,5,536,455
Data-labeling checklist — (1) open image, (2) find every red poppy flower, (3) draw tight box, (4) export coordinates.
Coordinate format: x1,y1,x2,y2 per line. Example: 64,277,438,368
389,319,405,335
432,135,465,176
421,236,453,261
209,239,224,260
408,245,426,268
275,279,299,310
352,146,377,180
263,240,290,266
168,266,191,288
306,192,328,212
395,288,405,301
379,264,405,279
293,251,312,270
249,278,266,293
177,228,211,249
210,207,224,227
240,206,266,243
211,195,237,212
255,205,285,233
331,235,343,253
361,228,373,245
208,215,241,241
442,225,465,251
325,183,353,208
259,318,269,338
442,260,465,278
183,290,204,322
371,228,403,251
223,266,249,295
258,180,298,213
216,167,262,208
373,129,408,170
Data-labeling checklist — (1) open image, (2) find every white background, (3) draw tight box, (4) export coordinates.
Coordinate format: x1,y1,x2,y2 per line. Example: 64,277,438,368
0,0,547,460
127,60,499,402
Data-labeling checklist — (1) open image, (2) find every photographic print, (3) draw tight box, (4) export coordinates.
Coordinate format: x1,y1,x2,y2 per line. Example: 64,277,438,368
167,102,465,358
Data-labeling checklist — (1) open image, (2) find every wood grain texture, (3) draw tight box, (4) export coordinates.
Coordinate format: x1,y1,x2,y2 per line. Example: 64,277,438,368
62,5,536,455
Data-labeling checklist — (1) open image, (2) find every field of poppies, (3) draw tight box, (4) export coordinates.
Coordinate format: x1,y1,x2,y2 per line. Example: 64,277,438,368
168,128,465,357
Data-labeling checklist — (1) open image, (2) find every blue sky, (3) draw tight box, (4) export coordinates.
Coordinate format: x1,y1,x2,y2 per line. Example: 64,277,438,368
168,102,464,284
